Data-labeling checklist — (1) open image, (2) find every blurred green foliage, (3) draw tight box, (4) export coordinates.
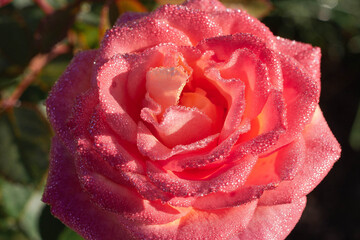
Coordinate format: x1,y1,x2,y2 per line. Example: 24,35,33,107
0,0,358,239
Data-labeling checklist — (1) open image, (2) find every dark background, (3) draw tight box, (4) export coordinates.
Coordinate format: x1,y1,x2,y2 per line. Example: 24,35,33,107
0,0,359,239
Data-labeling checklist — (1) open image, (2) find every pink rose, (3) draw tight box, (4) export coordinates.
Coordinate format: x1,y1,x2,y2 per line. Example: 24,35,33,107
43,0,341,239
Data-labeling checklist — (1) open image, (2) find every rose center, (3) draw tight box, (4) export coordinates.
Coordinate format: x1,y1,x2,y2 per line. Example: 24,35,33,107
179,88,219,125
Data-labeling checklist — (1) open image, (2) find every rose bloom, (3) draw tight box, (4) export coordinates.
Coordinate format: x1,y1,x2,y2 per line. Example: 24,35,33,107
43,0,341,239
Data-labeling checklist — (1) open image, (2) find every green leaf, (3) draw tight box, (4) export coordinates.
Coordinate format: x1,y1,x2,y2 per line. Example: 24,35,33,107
0,114,30,183
38,56,70,88
11,105,51,183
72,21,100,50
12,0,33,9
0,232,28,240
59,228,84,240
350,101,360,151
18,190,45,240
47,0,74,9
0,176,45,240
0,179,31,218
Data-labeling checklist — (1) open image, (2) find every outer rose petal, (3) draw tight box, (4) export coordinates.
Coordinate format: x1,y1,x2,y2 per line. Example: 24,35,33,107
275,37,321,81
271,53,320,149
236,197,307,240
46,50,97,151
98,17,192,62
122,200,258,240
42,137,130,240
259,106,341,205
209,10,275,48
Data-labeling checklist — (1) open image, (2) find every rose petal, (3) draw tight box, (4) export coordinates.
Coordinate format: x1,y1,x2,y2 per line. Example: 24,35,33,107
42,137,129,240
88,108,145,174
154,4,223,45
77,165,190,225
275,37,321,81
162,127,246,171
236,197,307,240
245,136,306,186
122,200,258,240
204,66,246,142
146,66,189,110
46,50,97,152
198,33,283,90
190,186,266,210
217,48,271,121
146,154,257,197
78,135,174,203
210,10,275,48
272,53,320,148
234,90,286,156
98,16,192,62
140,105,214,147
137,120,220,162
125,43,197,106
188,137,306,210
259,107,341,205
97,54,138,143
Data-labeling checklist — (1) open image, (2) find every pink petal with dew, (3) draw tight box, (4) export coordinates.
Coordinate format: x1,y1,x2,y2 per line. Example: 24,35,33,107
97,54,138,143
176,137,305,210
271,53,320,149
161,126,245,171
42,137,130,240
152,4,223,45
203,66,246,142
122,200,258,240
198,33,283,90
77,136,173,204
259,106,341,205
98,10,193,61
233,90,287,156
140,105,214,148
275,37,321,81
87,108,145,174
185,0,275,48
146,154,257,197
137,120,220,162
125,43,194,108
236,197,307,240
217,48,271,122
214,11,274,46
46,50,97,152
146,66,189,111
246,136,306,186
76,151,190,225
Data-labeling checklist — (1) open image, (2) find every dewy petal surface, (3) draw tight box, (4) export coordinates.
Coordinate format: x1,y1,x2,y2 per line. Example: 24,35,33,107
46,50,97,152
42,137,129,240
146,66,189,111
259,107,341,205
236,197,307,240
